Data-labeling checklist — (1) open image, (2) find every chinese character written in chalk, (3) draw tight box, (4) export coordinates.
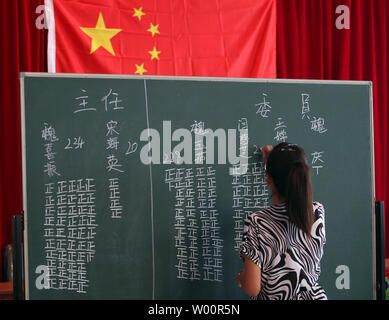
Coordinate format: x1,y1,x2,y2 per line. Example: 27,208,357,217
274,118,288,143
106,120,119,137
311,151,324,175
255,93,272,118
106,137,120,150
44,143,56,160
101,89,123,112
238,117,248,131
106,154,124,173
301,93,311,120
74,89,96,114
311,117,328,134
191,121,209,135
42,123,59,142
44,161,61,177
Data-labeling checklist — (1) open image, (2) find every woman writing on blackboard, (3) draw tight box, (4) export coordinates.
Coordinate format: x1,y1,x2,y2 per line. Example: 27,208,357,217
236,142,327,300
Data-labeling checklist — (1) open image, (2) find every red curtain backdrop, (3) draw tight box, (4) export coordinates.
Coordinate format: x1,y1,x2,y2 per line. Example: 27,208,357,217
0,0,47,278
277,0,389,257
0,0,388,280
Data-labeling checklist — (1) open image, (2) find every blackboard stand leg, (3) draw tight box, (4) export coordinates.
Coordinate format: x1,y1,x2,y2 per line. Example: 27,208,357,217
375,201,386,300
12,214,24,300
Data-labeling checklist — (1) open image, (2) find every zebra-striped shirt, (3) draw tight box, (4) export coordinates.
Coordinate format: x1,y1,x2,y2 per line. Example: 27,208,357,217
240,202,327,300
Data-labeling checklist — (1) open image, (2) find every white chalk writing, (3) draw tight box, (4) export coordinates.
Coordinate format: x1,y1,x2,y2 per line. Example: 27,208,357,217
42,123,61,177
165,166,223,282
43,179,97,293
231,161,269,251
255,93,272,118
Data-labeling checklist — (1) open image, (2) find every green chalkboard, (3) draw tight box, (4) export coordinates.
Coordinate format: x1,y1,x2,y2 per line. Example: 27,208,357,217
21,73,375,300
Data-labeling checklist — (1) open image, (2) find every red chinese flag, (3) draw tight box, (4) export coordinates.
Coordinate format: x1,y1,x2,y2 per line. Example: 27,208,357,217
47,0,276,78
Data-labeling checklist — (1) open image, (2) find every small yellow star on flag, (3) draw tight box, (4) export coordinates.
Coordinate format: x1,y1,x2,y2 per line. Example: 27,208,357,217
147,23,160,37
133,7,146,21
135,63,147,75
148,46,161,60
80,12,122,56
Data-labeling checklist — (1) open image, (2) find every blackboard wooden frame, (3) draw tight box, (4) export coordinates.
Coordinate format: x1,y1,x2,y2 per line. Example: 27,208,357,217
20,73,376,299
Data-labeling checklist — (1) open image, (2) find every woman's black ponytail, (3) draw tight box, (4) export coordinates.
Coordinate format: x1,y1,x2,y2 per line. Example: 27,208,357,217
266,143,314,237
286,161,313,236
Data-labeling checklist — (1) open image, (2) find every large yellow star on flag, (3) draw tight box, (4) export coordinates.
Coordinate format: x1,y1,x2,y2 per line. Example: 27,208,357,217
148,46,161,60
80,12,122,56
147,23,160,37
